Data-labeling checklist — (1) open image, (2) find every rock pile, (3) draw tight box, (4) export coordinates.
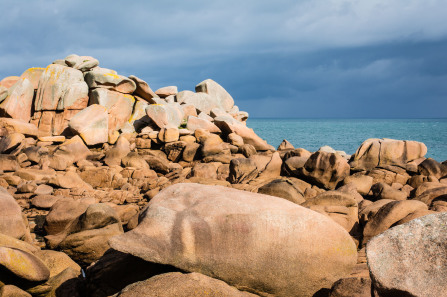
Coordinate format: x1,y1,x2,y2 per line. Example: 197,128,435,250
1,55,446,296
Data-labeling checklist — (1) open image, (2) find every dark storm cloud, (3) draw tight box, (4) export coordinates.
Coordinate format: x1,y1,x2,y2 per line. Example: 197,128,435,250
1,0,446,118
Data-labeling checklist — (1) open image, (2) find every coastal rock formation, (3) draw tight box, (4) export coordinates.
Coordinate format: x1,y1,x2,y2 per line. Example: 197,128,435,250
350,138,427,171
367,212,447,297
0,54,446,296
116,272,257,297
110,183,357,297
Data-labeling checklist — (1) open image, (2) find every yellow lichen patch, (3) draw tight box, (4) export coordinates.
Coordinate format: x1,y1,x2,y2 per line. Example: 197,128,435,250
26,67,45,72
151,104,163,106
0,247,50,282
103,72,120,80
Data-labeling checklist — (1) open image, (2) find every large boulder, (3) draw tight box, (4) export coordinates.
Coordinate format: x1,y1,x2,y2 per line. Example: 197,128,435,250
367,212,447,297
89,88,135,132
257,178,305,204
84,71,136,94
145,103,183,129
300,151,350,190
109,183,357,297
418,158,447,179
350,138,427,171
64,54,99,72
68,104,108,145
228,158,258,184
20,67,45,89
176,91,216,114
362,200,429,244
186,116,221,133
116,272,257,297
0,246,50,283
195,79,235,112
0,187,30,241
214,116,272,151
57,203,124,265
302,190,359,233
128,75,158,103
0,78,34,122
0,118,38,137
0,155,19,172
34,64,88,111
0,76,20,89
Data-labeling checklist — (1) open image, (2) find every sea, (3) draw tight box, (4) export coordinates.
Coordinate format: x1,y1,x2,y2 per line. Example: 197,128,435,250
247,118,447,162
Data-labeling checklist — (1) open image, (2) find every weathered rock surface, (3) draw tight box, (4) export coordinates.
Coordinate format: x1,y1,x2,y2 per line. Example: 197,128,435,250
128,75,158,103
89,88,135,132
367,212,447,297
116,272,257,297
85,71,136,94
300,151,350,190
110,183,357,297
0,78,34,122
35,64,88,111
0,187,30,241
195,79,235,112
363,200,429,244
68,104,108,145
350,138,427,171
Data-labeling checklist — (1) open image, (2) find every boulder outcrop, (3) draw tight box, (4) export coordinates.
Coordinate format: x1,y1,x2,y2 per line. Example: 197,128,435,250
110,183,357,297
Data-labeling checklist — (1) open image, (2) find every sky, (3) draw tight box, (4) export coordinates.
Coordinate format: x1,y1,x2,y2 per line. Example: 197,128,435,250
1,0,446,118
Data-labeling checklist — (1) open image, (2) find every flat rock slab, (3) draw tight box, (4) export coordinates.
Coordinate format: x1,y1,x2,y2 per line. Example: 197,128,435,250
367,212,447,297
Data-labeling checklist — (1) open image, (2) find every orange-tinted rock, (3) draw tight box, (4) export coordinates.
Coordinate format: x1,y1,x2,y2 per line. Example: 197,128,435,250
128,75,158,103
34,64,87,111
301,151,350,190
214,116,272,151
155,86,177,98
0,76,20,89
302,190,358,233
68,104,108,145
0,285,32,297
370,182,407,201
0,246,50,282
89,88,135,132
0,118,38,137
146,103,183,129
363,200,428,244
0,78,34,122
85,71,136,94
158,127,179,143
343,174,373,196
20,67,45,90
177,90,217,114
350,138,427,171
418,158,447,179
186,116,221,133
0,155,19,172
32,109,82,137
65,54,99,72
329,277,372,297
117,272,257,297
110,183,357,297
367,212,447,297
59,204,123,265
415,185,447,206
195,79,235,112
0,187,29,240
257,178,305,204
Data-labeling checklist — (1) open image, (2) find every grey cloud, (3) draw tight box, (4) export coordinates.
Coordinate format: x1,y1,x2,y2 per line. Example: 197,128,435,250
0,0,446,118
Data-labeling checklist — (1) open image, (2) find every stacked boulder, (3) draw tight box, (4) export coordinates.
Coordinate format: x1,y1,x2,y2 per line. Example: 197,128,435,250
1,55,446,297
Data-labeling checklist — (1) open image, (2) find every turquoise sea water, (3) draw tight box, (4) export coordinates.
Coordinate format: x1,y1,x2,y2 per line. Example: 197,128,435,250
247,118,447,162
